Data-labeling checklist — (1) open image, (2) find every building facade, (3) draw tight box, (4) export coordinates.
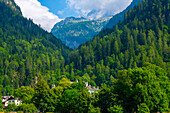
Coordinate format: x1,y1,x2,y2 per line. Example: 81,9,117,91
2,95,22,109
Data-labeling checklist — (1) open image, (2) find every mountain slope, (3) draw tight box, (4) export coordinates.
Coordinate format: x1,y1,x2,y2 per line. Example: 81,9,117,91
68,0,170,86
0,0,71,88
51,0,142,49
0,0,21,14
51,17,111,48
105,0,143,28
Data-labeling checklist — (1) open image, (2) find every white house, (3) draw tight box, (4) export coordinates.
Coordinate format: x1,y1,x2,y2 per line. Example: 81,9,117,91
2,96,22,109
8,98,22,106
86,83,99,94
70,80,99,94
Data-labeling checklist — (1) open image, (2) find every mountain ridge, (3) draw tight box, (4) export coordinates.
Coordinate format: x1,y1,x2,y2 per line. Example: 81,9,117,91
0,0,71,87
68,0,170,85
105,0,143,28
51,0,142,49
51,16,111,48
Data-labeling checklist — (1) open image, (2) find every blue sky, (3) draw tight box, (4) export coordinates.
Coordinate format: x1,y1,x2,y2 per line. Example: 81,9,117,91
14,0,132,31
38,0,78,18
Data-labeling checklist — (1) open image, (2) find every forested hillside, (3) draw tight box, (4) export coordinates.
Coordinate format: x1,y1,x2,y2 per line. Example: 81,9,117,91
0,0,71,94
0,0,169,112
68,0,170,86
105,0,143,28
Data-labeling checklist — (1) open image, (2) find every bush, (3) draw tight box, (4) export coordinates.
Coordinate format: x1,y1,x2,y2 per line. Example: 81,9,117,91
138,103,150,113
108,105,123,113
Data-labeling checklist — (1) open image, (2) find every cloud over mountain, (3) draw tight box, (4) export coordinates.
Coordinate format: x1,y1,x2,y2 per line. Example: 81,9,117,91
14,0,132,30
66,0,133,19
14,0,61,31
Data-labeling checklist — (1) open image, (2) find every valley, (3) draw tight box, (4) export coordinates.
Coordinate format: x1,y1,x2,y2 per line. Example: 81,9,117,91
0,0,169,112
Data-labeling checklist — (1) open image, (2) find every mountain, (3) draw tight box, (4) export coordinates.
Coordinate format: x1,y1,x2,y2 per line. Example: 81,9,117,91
0,0,21,14
51,16,111,48
0,0,71,88
105,0,143,28
68,0,170,86
0,0,169,112
51,0,142,49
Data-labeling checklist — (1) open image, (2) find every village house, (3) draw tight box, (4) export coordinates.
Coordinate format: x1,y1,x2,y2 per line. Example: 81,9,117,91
51,80,99,93
2,95,22,109
70,80,99,93
85,82,99,94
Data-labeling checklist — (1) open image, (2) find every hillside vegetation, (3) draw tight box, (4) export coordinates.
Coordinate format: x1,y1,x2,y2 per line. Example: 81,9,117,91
68,0,170,86
0,0,71,92
0,0,169,112
105,0,143,28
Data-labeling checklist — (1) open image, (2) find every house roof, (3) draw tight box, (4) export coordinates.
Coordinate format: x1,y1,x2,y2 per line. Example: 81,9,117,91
2,95,14,101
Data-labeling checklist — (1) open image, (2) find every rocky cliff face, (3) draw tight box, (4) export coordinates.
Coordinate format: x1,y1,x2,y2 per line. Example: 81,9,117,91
51,17,111,48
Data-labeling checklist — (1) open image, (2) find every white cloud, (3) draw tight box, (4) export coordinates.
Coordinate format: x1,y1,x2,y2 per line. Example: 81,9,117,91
57,10,64,15
14,0,61,32
66,0,133,19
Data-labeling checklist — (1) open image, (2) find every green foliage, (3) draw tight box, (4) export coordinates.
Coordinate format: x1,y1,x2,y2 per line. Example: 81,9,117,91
71,81,86,91
14,86,34,104
60,88,90,113
137,103,150,113
17,103,38,113
58,78,71,90
77,89,91,113
88,104,101,113
82,73,91,82
0,0,71,93
91,64,169,113
11,63,170,113
60,89,80,112
114,63,169,112
96,84,111,113
0,85,3,109
105,0,142,28
32,79,55,112
5,85,13,96
108,105,123,113
6,104,17,112
96,84,121,113
0,0,169,113
68,0,170,86
49,79,90,112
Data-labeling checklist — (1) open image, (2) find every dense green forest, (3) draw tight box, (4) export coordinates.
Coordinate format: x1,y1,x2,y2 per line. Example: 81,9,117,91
0,0,169,112
2,64,170,112
67,0,170,86
105,0,143,28
0,0,71,94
